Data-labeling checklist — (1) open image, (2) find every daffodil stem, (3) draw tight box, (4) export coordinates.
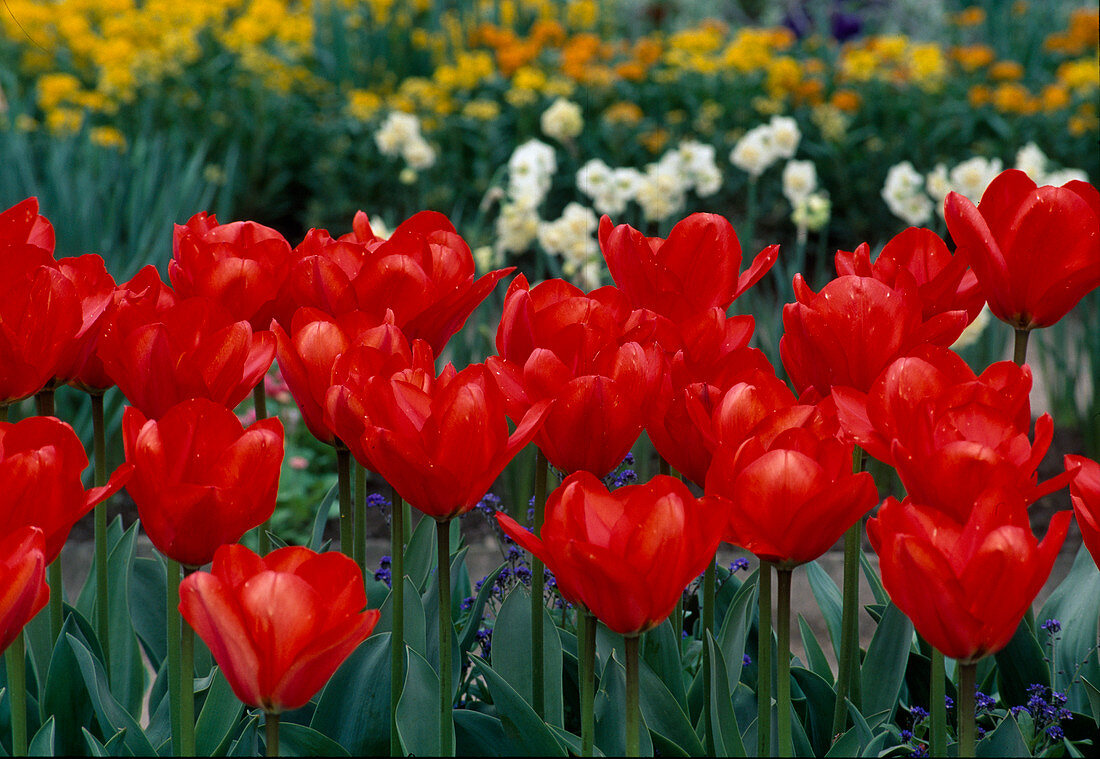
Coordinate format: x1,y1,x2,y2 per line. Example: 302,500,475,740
336,442,353,559
390,487,405,757
253,383,271,555
958,662,977,757
91,391,110,669
581,611,596,757
832,448,865,739
166,557,182,756
438,519,453,757
180,575,196,758
36,389,64,643
930,648,947,757
1013,328,1030,367
703,555,716,753
265,712,280,757
354,463,367,576
532,449,548,720
777,568,793,757
5,631,27,756
625,635,641,758
758,560,773,757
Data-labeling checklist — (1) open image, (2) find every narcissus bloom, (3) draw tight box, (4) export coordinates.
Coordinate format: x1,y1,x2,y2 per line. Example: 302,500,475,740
0,416,131,562
179,544,379,714
868,488,1070,663
598,213,778,323
496,472,725,635
944,169,1100,330
123,400,284,567
1065,455,1100,565
0,526,50,655
170,212,293,332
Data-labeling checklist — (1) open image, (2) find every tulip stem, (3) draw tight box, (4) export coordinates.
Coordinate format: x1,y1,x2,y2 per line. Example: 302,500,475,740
673,598,683,645
265,712,280,757
354,464,367,576
336,441,353,559
253,383,271,555
625,634,641,757
180,583,196,758
758,560,773,758
437,519,453,757
5,631,27,756
390,486,405,757
777,568,793,757
930,648,947,757
91,391,110,668
531,449,548,720
166,557,182,756
580,611,596,757
832,447,865,740
1013,328,1030,367
703,555,716,753
958,662,977,757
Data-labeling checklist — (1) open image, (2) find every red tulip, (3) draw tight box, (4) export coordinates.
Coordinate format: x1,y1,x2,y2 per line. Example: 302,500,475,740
179,544,379,713
1065,455,1100,565
0,416,131,562
0,197,54,255
944,169,1100,330
170,212,293,332
273,222,376,329
0,526,50,655
868,488,1070,663
496,472,724,635
54,254,118,391
488,275,661,477
780,271,968,397
358,363,551,520
123,400,283,567
100,289,275,419
598,213,778,323
705,420,878,567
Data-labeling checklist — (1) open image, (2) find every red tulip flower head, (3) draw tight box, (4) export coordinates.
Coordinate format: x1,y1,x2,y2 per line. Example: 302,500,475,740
0,526,50,655
0,417,131,562
496,472,725,635
123,399,284,567
170,212,293,332
179,544,379,714
55,254,118,391
868,487,1070,663
1065,455,1100,565
944,169,1100,330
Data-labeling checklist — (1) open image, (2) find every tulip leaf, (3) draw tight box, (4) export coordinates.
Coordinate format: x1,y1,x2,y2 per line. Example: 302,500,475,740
80,727,110,757
27,716,54,757
1081,677,1100,727
823,726,861,757
643,619,687,710
806,561,843,663
705,632,746,758
310,633,391,755
547,723,606,757
67,633,157,757
860,602,912,726
75,516,126,619
405,516,438,592
1039,545,1100,714
858,550,889,607
791,666,838,756
458,562,504,656
490,585,564,728
227,715,259,757
273,722,350,757
41,614,96,756
798,614,834,683
308,482,338,552
717,571,758,688
375,576,427,658
594,653,654,757
975,712,1030,757
128,556,168,668
396,647,453,757
638,649,705,756
104,521,147,717
453,710,510,756
194,667,245,757
469,658,567,756
994,620,1050,709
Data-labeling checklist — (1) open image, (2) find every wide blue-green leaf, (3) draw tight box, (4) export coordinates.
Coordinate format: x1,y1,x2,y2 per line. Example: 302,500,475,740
797,614,834,683
469,658,567,756
274,722,350,757
375,576,427,657
491,585,564,727
227,715,259,757
458,562,504,656
643,619,687,709
594,653,653,757
1081,676,1100,728
404,516,437,592
68,633,156,757
858,550,889,607
454,710,510,756
128,556,167,668
639,654,704,756
421,549,466,700
976,712,1030,757
103,521,146,716
395,647,452,756
806,561,843,662
1039,545,1100,713
706,633,746,758
194,667,245,757
860,602,912,726
995,620,1050,709
717,574,757,693
310,634,391,755
308,481,339,552
791,666,837,757
74,517,126,619
41,614,96,756
27,716,54,757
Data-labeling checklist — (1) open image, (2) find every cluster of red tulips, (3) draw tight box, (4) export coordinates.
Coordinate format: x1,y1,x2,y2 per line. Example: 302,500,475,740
1,167,1098,757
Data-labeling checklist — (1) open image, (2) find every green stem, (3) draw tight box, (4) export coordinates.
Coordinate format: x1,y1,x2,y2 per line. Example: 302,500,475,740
180,578,196,758
832,447,865,739
336,442,353,558
581,611,596,757
47,561,63,644
659,456,670,477
1013,328,1030,367
254,384,271,555
777,569,793,757
703,555,716,753
91,392,109,668
437,519,453,756
5,631,27,756
673,598,683,646
930,648,947,757
354,464,367,576
532,449,548,720
390,486,405,757
166,557,182,756
35,388,54,417
265,712,280,757
758,560,773,758
958,662,977,757
625,635,641,758
403,501,413,550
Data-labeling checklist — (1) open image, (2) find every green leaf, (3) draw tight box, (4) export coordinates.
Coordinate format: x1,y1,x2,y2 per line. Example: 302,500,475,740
790,666,837,757
638,653,705,756
1081,676,1100,728
66,633,157,757
227,715,259,757
41,614,95,756
375,576,427,658
995,620,1050,708
860,602,912,726
717,571,758,689
706,633,746,758
104,521,146,717
594,653,653,757
797,614,834,683
404,516,437,592
310,634,391,755
858,550,889,607
458,562,504,656
976,713,1030,757
274,722,351,757
806,561,843,662
308,482,338,552
824,727,861,757
546,723,606,757
490,585,564,727
194,667,245,757
469,658,567,756
1039,545,1100,713
421,550,466,701
396,647,452,756
642,620,687,710
27,716,54,757
81,727,109,757
454,710,510,756
128,556,167,668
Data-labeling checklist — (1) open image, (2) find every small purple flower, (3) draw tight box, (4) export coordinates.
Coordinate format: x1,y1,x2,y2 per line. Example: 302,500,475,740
730,558,750,573
742,653,752,666
1041,618,1062,635
909,706,928,724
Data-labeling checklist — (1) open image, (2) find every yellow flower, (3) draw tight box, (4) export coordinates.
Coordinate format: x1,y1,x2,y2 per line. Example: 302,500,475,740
810,104,849,142
602,101,643,125
36,73,83,111
829,89,862,112
968,84,992,106
992,83,1036,113
348,89,383,120
46,107,83,135
840,48,878,81
512,66,547,92
1039,84,1071,111
564,0,598,29
505,87,538,107
90,126,127,150
989,60,1024,81
765,56,802,98
1069,104,1098,135
1057,58,1100,91
952,7,986,26
639,128,669,154
951,45,995,71
751,96,783,115
909,43,946,89
462,99,500,120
